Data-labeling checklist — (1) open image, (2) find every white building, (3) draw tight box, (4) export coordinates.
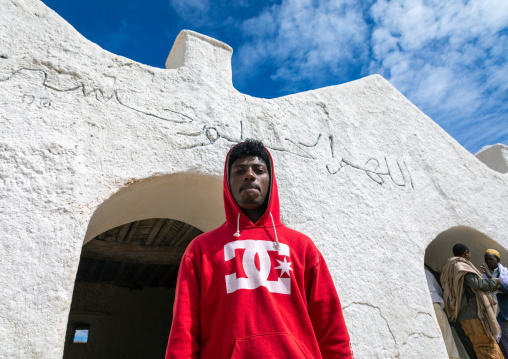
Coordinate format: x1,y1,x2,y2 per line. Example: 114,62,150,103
1,0,507,358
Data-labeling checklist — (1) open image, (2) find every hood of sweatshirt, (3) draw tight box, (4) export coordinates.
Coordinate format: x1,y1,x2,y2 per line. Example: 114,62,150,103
223,146,281,233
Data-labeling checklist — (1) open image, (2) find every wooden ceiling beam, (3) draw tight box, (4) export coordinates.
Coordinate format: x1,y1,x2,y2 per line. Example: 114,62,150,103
145,218,166,246
116,222,132,243
169,223,190,246
153,219,175,246
123,221,139,244
173,225,197,247
81,239,186,265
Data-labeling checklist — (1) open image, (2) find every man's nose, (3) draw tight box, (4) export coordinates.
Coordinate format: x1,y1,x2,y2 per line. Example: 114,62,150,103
243,168,255,180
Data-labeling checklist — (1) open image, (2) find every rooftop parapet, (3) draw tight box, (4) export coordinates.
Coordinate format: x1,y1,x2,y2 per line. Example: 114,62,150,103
165,30,233,88
476,143,508,174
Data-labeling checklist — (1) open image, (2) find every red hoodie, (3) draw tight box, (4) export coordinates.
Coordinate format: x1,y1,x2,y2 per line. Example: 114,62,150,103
166,149,353,359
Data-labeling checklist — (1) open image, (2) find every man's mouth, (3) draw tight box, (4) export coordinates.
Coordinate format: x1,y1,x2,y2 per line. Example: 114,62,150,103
240,185,260,192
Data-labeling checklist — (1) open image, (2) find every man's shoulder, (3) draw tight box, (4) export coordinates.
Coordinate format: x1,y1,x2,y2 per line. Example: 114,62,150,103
443,257,475,273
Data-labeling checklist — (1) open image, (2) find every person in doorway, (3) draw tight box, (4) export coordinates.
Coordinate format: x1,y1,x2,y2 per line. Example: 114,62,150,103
483,249,508,357
425,266,461,359
441,244,503,359
165,139,354,358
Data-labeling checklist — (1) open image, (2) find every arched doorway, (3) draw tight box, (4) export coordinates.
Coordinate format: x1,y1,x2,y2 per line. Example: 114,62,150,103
63,174,223,359
425,226,507,272
424,226,508,359
83,173,224,244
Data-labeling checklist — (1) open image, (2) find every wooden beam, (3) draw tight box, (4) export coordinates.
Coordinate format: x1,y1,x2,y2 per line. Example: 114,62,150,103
145,218,166,246
81,239,186,265
152,219,175,246
169,223,190,246
170,224,201,247
123,221,139,244
104,232,117,242
116,223,132,243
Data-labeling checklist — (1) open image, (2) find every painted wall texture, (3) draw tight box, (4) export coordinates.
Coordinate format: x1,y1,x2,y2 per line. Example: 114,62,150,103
1,0,507,358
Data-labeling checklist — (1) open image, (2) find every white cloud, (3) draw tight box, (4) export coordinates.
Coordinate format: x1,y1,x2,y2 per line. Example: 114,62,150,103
231,0,507,150
240,8,277,37
369,0,508,150
235,0,370,92
169,0,210,24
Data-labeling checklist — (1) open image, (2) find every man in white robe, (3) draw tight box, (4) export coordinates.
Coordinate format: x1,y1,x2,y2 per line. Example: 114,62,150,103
425,267,461,359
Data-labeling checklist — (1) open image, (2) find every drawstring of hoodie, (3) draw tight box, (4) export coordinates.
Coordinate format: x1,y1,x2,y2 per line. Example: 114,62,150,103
232,211,281,249
269,211,280,249
233,213,241,237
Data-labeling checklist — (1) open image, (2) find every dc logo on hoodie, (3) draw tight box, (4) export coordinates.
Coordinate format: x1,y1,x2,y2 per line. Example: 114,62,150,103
224,240,292,294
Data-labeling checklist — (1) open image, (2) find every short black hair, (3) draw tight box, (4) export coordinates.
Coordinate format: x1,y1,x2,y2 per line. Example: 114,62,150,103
228,139,271,175
453,243,469,257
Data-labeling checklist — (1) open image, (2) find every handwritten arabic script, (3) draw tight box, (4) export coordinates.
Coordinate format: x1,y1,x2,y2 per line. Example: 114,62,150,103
178,125,415,190
1,67,415,190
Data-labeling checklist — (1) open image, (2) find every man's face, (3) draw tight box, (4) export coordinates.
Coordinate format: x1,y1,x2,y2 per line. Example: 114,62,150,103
229,156,270,210
464,250,471,260
485,253,500,270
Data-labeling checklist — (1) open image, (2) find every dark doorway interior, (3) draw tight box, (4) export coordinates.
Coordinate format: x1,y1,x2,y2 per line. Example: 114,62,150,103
63,218,202,359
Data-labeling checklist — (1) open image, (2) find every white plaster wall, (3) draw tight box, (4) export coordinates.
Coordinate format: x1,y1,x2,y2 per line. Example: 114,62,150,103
1,0,507,358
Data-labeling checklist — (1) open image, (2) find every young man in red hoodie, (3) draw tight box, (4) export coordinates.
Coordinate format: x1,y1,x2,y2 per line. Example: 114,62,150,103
166,139,353,358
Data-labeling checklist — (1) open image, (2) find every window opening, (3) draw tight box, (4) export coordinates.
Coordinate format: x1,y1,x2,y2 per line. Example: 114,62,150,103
72,324,90,344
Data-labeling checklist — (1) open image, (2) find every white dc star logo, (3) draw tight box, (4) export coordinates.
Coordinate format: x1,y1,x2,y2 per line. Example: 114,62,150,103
275,257,293,277
224,240,292,294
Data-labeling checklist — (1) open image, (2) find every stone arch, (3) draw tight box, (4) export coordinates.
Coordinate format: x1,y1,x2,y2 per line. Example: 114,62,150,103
84,173,225,245
63,173,224,359
425,226,507,271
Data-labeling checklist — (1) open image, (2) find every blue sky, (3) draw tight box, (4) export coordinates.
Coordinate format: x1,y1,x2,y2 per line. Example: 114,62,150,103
73,329,88,343
41,0,507,154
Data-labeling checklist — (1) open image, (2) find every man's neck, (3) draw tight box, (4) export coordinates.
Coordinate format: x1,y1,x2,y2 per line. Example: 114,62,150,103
242,208,265,224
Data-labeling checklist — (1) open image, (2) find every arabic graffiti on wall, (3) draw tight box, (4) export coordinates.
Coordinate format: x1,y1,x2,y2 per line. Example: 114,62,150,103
0,67,414,190
178,124,414,189
1,68,194,124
